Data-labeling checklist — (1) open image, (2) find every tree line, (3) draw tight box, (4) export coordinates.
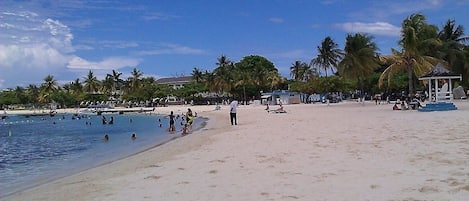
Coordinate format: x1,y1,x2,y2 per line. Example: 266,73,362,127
1,13,468,109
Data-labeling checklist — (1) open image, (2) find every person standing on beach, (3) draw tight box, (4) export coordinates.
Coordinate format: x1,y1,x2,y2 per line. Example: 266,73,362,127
230,100,238,125
186,108,194,129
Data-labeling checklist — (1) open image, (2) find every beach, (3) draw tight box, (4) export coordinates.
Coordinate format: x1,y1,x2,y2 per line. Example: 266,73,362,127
2,101,469,201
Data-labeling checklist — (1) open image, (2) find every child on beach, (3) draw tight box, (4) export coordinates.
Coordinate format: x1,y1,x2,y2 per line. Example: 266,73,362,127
181,124,189,135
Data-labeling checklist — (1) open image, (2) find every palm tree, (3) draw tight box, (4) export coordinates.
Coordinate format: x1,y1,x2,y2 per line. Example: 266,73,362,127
311,36,343,94
290,61,303,81
234,67,252,105
213,55,235,94
338,33,379,96
438,19,468,44
39,75,59,104
83,70,101,94
26,84,40,105
70,78,83,95
14,86,27,104
106,70,123,93
191,67,204,83
311,36,343,77
266,70,282,91
437,19,469,86
129,68,143,92
102,75,114,96
216,54,232,68
203,70,217,92
300,63,315,81
379,13,440,95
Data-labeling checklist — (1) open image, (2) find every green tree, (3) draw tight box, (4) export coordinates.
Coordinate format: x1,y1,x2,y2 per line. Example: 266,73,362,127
290,61,313,81
39,75,59,104
191,67,204,83
290,61,303,81
26,84,40,106
338,33,379,96
213,55,235,94
311,36,343,94
437,19,469,87
379,13,440,95
129,68,143,93
311,36,343,77
236,55,277,98
83,70,101,94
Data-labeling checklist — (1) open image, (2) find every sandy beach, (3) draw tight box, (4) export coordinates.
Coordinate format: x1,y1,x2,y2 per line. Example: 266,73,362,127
2,101,469,201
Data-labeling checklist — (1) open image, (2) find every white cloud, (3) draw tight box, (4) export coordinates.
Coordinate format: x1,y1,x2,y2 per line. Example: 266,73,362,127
137,43,206,55
67,56,140,70
335,22,400,37
269,49,309,60
142,12,179,21
0,8,142,88
269,17,284,23
0,10,76,88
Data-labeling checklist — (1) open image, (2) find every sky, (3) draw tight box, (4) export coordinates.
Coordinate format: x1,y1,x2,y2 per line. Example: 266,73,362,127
1,0,468,89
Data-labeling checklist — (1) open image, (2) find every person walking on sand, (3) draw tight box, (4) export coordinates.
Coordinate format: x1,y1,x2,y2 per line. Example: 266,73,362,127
230,100,238,125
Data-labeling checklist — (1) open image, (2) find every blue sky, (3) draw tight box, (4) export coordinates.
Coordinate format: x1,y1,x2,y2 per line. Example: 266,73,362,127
1,0,468,89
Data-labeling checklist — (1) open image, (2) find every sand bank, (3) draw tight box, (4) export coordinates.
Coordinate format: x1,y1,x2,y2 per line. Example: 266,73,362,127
2,101,469,201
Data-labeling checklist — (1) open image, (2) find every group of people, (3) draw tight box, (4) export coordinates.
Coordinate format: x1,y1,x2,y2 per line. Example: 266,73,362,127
168,108,195,135
101,116,114,125
103,132,137,142
392,97,422,110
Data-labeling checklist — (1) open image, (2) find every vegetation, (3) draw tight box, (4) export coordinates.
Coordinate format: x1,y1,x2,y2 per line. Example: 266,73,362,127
1,13,468,109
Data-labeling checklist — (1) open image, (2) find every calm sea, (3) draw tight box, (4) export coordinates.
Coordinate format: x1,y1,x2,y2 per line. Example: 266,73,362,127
0,112,205,197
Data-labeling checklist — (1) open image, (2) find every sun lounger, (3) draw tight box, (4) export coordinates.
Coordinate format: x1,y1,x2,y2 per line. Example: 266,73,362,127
268,109,287,113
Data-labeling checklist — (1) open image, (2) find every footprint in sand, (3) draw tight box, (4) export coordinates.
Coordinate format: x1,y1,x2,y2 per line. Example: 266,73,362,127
209,159,225,163
418,186,440,193
144,175,161,180
209,170,218,174
178,181,190,185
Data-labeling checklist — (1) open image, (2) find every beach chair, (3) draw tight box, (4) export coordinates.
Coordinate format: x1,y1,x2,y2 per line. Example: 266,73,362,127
437,83,451,100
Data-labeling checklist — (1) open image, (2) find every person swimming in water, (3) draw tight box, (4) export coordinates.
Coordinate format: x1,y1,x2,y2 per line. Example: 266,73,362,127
131,133,137,140
103,134,109,142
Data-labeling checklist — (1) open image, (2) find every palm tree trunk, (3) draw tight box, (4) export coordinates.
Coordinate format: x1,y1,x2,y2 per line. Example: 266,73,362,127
359,78,364,99
407,65,414,96
243,85,246,105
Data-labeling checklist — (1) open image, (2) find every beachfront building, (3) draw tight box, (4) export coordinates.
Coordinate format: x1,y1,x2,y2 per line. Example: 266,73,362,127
155,76,192,89
261,90,300,105
155,76,193,104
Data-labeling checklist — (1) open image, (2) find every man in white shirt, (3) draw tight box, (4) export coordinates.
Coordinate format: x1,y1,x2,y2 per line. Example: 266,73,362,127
229,100,238,125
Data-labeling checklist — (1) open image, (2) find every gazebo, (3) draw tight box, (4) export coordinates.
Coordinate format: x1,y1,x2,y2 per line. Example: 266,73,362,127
418,63,462,102
417,63,462,111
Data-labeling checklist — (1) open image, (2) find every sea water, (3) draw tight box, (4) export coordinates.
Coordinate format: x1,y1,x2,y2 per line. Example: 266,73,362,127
0,112,204,197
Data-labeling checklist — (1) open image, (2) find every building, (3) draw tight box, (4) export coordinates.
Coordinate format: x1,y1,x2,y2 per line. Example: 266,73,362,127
261,90,300,105
155,76,193,89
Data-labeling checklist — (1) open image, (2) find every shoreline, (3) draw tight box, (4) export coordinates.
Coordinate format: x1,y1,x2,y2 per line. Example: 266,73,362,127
0,105,218,199
2,101,469,200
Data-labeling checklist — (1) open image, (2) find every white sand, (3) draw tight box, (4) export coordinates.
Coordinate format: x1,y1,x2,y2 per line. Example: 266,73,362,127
2,101,469,201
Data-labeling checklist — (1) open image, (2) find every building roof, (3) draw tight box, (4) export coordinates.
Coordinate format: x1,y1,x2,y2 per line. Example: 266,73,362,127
419,63,462,80
155,76,193,84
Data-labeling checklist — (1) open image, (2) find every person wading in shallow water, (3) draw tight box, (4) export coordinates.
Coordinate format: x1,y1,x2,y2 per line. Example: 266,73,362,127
168,111,176,132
